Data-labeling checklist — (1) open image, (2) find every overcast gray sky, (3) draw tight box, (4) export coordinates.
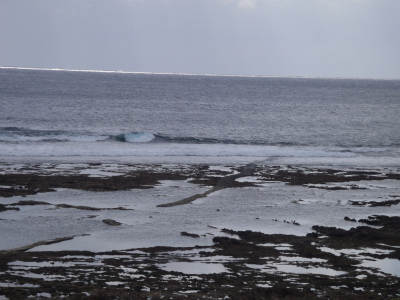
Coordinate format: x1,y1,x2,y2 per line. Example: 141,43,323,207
1,0,399,78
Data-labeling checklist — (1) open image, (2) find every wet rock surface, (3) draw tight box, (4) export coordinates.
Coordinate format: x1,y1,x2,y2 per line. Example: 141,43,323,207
102,219,122,226
0,203,19,212
1,163,399,196
1,219,400,299
0,163,400,299
0,171,186,196
349,199,400,207
180,231,201,238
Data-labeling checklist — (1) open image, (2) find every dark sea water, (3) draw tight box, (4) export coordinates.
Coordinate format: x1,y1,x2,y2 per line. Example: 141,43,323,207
1,67,400,166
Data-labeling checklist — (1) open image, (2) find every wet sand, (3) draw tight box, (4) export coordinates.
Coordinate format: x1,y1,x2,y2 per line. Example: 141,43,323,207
1,163,400,299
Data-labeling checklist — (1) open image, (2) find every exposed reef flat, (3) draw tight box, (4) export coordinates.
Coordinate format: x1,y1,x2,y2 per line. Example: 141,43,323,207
1,217,400,299
1,162,398,197
0,162,400,299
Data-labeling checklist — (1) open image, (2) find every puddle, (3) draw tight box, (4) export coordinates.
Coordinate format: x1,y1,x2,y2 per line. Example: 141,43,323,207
319,247,395,257
162,275,184,281
359,258,400,277
259,243,292,247
79,169,124,177
194,255,243,262
158,262,229,274
246,263,346,276
275,246,293,251
161,248,214,255
0,282,40,288
106,281,126,286
274,264,347,276
278,256,326,263
36,292,52,298
177,290,200,294
319,247,342,256
256,283,273,288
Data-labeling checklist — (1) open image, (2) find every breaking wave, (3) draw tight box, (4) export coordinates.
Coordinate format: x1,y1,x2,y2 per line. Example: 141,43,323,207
116,132,156,143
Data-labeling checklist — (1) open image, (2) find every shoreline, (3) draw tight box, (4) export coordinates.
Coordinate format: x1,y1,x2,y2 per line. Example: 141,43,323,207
1,162,400,299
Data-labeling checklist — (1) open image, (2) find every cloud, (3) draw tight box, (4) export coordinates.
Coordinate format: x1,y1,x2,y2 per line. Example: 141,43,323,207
222,0,256,9
237,0,256,9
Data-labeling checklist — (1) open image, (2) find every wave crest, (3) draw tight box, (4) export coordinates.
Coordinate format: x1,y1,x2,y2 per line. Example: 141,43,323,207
116,132,155,143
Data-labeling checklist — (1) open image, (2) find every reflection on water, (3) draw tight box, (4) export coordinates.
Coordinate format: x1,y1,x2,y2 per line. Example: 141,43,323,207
274,264,346,276
158,262,229,274
246,263,346,276
360,258,400,277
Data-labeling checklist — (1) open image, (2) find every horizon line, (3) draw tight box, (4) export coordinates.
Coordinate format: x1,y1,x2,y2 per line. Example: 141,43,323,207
1,66,398,81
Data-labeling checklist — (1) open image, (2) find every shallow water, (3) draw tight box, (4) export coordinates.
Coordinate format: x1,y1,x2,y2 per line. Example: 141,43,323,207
246,263,347,276
359,258,400,277
1,164,399,252
159,262,229,275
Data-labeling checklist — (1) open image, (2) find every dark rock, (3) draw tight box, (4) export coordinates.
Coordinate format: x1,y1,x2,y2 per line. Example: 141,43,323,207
239,163,257,176
349,199,400,207
358,215,400,228
181,231,200,238
0,204,19,212
0,171,189,197
102,219,122,226
9,200,51,206
56,204,101,211
344,216,357,222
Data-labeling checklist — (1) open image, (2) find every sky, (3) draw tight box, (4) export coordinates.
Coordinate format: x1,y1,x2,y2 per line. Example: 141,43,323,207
1,0,399,79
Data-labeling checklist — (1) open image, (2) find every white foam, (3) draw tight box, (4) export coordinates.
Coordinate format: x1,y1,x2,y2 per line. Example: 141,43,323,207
0,142,358,159
124,132,155,143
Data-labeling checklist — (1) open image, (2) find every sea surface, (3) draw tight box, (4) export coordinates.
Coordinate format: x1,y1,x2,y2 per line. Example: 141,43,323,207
1,67,400,166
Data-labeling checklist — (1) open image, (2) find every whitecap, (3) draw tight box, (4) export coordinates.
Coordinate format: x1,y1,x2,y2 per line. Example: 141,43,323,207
123,132,155,143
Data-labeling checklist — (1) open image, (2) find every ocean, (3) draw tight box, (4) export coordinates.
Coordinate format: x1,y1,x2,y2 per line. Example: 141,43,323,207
1,67,400,166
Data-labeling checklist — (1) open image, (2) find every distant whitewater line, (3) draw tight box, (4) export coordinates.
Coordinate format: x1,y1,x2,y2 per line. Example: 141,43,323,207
1,66,390,80
0,66,294,78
